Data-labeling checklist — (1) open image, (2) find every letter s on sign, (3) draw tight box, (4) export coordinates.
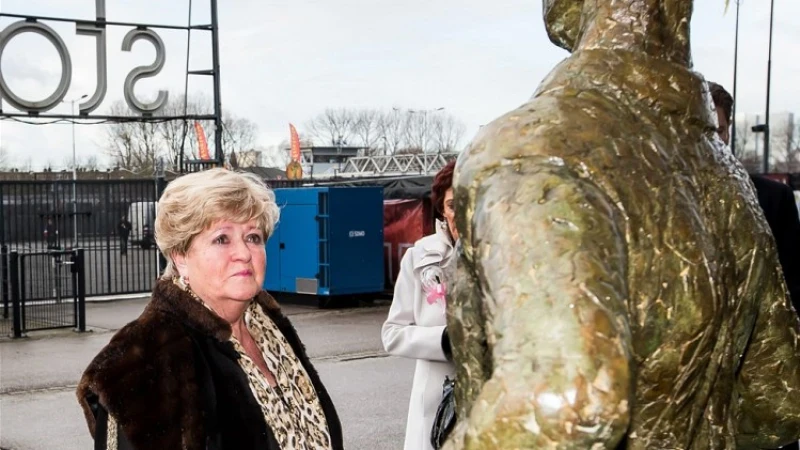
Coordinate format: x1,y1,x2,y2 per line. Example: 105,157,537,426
121,28,168,114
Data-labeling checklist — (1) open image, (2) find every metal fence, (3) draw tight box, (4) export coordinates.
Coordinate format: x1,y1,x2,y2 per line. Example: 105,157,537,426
0,179,164,299
0,174,393,305
1,248,86,338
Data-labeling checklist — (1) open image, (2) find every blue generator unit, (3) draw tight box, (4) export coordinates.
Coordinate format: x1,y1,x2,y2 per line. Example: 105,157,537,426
263,186,385,298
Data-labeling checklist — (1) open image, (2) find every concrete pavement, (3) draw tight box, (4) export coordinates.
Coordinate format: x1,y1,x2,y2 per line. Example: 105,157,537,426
0,296,413,450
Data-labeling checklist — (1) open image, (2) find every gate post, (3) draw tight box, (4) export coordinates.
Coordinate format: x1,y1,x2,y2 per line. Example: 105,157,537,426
10,251,22,338
1,245,8,319
75,249,86,332
156,173,168,275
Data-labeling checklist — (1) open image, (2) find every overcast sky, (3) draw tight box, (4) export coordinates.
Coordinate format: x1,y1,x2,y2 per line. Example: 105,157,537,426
0,0,797,169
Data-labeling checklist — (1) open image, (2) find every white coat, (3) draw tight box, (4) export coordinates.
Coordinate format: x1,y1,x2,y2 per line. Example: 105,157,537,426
381,221,456,450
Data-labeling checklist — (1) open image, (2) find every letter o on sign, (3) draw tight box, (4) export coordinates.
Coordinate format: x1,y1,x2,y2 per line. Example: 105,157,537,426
0,21,72,112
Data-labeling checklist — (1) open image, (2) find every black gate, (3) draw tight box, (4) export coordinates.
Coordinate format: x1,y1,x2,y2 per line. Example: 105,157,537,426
1,249,86,338
0,178,165,299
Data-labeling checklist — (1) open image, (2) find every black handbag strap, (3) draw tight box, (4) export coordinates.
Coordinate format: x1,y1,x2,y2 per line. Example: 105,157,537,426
431,376,457,449
94,405,108,450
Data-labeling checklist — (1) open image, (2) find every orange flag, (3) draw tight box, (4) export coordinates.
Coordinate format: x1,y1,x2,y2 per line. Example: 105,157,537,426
289,124,301,162
194,122,210,160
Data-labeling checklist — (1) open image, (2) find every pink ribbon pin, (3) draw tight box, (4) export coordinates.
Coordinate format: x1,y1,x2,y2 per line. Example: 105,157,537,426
426,283,446,306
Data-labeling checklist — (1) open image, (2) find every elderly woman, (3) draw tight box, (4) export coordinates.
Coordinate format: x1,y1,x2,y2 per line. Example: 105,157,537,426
76,169,343,450
382,160,458,450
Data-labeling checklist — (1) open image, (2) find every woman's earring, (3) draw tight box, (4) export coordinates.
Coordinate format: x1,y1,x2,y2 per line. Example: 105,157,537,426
179,275,189,288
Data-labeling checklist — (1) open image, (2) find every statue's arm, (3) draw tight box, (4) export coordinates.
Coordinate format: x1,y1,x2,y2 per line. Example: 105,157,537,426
735,246,800,449
446,164,633,449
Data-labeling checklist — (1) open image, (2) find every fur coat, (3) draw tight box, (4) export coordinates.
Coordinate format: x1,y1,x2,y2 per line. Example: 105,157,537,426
76,279,343,450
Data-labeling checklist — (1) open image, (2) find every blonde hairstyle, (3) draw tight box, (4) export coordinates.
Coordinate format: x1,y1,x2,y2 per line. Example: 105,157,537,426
155,168,280,279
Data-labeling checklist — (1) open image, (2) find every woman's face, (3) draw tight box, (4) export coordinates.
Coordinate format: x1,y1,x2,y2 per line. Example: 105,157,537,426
173,218,266,305
443,188,458,241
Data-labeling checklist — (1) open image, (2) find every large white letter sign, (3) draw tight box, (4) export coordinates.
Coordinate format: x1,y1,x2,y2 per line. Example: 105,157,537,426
0,0,196,118
76,23,107,114
122,28,168,114
0,21,72,112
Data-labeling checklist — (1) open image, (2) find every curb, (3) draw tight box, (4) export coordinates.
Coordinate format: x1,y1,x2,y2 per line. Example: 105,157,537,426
86,293,151,303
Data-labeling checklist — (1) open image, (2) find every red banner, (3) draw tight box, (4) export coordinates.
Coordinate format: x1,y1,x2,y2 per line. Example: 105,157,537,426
383,199,435,288
289,123,301,162
194,122,210,160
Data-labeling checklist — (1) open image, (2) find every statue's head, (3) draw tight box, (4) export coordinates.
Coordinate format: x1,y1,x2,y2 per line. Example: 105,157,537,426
543,0,583,52
543,0,693,66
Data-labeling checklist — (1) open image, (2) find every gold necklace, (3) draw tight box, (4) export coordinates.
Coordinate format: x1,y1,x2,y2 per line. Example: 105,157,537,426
172,276,222,317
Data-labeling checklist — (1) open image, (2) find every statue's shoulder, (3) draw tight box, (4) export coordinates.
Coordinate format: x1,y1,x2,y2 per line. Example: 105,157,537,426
455,105,599,191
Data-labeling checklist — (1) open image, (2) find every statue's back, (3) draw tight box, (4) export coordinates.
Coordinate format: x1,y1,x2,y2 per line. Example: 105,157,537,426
445,1,800,449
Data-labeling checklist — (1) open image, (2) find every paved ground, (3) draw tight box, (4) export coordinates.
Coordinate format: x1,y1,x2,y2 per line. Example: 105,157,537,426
0,296,412,450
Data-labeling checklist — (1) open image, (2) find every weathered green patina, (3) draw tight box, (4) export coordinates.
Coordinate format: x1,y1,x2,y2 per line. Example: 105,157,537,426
444,1,800,448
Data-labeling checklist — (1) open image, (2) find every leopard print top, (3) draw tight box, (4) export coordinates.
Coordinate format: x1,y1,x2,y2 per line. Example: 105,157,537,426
230,301,333,449
105,281,333,449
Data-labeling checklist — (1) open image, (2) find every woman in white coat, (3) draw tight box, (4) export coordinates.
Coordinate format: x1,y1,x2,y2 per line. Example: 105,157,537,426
382,161,458,450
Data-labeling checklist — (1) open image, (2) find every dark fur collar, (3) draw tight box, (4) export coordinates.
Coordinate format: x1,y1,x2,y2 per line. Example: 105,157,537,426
76,280,342,449
148,278,283,342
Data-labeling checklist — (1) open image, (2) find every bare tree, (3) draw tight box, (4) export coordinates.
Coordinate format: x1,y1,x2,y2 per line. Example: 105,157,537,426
105,92,259,172
769,117,800,173
302,106,467,155
430,113,466,153
64,155,103,171
377,109,405,155
352,109,382,154
734,116,760,173
61,155,76,170
20,156,34,172
262,144,290,168
158,94,211,169
306,108,355,146
788,120,800,173
104,101,162,173
222,112,258,155
83,155,101,171
402,110,427,153
105,104,139,171
0,146,13,170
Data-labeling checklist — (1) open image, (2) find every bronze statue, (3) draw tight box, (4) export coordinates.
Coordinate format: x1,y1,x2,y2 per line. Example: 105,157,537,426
444,0,800,448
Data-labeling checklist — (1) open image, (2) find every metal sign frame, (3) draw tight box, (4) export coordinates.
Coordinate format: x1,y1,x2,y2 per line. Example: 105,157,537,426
0,0,225,166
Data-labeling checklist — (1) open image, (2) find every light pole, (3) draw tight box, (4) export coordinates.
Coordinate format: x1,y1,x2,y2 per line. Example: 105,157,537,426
731,0,742,156
750,0,776,174
762,0,775,174
64,94,87,247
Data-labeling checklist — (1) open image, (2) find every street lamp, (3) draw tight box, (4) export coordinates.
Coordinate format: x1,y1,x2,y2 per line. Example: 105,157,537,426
731,0,742,156
63,94,88,247
762,0,775,174
754,0,776,173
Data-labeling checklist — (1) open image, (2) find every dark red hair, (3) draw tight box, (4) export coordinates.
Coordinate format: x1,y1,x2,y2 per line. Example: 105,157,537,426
431,160,456,219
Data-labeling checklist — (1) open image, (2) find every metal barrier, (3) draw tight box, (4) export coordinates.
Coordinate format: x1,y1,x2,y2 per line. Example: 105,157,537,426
0,173,404,304
0,179,164,299
1,249,86,338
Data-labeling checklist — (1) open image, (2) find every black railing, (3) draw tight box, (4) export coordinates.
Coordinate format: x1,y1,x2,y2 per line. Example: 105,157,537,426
1,249,86,338
0,174,329,305
0,179,163,299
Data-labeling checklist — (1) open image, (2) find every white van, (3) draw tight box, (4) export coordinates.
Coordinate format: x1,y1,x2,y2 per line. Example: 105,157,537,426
127,201,156,248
